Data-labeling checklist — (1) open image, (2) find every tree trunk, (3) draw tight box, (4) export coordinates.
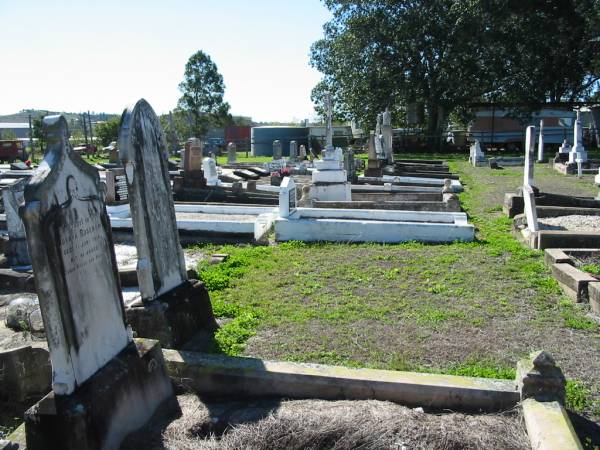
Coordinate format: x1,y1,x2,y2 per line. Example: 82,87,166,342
426,101,442,151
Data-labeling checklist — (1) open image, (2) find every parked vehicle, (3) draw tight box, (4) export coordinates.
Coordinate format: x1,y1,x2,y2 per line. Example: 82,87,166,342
0,140,27,162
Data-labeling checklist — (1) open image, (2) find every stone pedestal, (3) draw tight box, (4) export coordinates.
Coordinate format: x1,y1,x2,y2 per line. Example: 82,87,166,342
309,148,351,202
24,339,174,450
126,280,218,349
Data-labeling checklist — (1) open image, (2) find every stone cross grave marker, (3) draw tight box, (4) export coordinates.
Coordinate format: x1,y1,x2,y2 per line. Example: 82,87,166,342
21,115,130,395
523,126,539,233
3,178,30,267
118,99,187,302
279,176,297,218
289,140,298,161
184,137,203,172
569,110,587,163
227,142,237,164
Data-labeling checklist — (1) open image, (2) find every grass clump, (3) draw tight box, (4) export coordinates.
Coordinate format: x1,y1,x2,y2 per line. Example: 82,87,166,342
581,264,600,276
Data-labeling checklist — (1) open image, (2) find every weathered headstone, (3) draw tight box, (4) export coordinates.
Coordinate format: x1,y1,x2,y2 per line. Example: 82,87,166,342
273,140,283,160
382,109,394,164
104,168,128,204
2,179,30,267
118,99,187,301
118,100,218,349
227,142,237,164
299,144,307,159
289,140,298,162
279,177,297,218
22,115,130,394
537,119,545,162
184,137,203,172
523,126,539,234
20,116,174,450
203,155,219,186
469,141,485,167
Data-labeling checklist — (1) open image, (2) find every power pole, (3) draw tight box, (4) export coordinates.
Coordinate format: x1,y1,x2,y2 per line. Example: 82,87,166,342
81,113,89,146
87,111,94,146
28,114,34,162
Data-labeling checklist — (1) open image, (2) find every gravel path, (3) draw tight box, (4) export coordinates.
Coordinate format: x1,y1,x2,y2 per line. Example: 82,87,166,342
539,215,600,232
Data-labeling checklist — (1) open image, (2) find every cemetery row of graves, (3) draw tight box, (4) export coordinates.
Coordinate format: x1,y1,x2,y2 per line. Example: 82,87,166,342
0,98,598,448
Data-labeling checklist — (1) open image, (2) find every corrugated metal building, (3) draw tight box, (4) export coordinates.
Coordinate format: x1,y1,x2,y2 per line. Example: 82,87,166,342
251,126,310,156
0,123,30,139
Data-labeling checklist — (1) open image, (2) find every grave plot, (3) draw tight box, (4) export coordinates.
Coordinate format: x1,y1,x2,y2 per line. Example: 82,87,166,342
544,248,600,315
275,177,474,243
509,125,600,249
553,110,600,176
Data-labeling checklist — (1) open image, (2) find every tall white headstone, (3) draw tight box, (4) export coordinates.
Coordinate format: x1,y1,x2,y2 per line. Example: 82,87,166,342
118,99,188,302
569,110,587,163
524,126,535,187
537,119,545,163
299,144,307,159
21,115,130,395
558,139,571,154
522,125,539,234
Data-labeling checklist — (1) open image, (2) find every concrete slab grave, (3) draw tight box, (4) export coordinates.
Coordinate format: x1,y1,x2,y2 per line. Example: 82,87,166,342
118,99,218,348
19,115,173,450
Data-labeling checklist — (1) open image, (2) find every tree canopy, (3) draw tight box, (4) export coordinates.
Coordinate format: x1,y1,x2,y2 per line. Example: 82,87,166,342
310,0,600,144
178,50,231,138
95,117,120,146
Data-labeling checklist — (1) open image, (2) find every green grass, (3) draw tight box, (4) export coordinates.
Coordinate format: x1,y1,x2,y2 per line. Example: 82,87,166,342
582,264,600,276
193,155,600,420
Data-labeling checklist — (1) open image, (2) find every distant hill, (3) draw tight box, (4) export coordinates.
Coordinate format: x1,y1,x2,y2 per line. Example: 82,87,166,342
0,109,119,124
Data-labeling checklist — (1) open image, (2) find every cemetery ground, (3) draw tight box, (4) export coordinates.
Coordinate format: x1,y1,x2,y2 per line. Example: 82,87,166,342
193,156,600,435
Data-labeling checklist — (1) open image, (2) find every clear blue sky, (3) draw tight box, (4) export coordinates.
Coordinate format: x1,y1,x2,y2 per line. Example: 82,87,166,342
0,1,331,122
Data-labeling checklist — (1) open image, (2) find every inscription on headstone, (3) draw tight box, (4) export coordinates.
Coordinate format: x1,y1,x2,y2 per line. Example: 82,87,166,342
289,140,298,161
118,99,188,301
21,115,129,395
105,168,128,203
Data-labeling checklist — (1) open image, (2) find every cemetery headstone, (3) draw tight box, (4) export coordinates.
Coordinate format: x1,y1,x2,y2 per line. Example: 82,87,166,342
299,144,307,159
537,119,545,162
569,110,587,163
469,141,485,167
273,140,283,160
21,116,173,450
523,126,539,233
184,137,203,172
203,156,219,186
382,109,394,164
289,140,298,161
558,139,571,154
2,179,30,267
279,177,297,218
104,168,128,203
227,142,237,164
118,99,187,301
21,115,131,395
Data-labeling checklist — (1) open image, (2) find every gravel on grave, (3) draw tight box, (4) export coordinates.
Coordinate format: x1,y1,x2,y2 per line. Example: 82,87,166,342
538,215,600,233
123,395,528,450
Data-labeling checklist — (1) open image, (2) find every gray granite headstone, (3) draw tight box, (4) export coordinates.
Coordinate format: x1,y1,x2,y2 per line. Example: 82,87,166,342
21,115,130,395
299,144,307,159
273,140,283,160
289,140,298,162
2,178,30,266
118,99,187,302
227,142,237,164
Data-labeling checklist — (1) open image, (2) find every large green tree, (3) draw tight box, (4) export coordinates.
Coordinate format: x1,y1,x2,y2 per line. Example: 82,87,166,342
311,0,600,147
178,51,231,137
95,117,120,146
